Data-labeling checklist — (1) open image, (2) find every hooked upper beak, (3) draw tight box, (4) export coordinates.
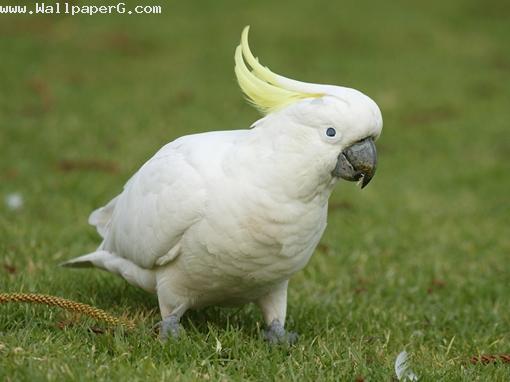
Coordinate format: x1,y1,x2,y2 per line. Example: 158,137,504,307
332,137,377,188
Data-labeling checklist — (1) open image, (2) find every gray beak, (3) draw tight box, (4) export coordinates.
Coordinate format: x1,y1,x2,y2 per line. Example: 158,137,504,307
332,137,377,188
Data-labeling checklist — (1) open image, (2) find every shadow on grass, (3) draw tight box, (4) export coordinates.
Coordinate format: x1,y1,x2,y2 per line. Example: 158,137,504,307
185,305,261,334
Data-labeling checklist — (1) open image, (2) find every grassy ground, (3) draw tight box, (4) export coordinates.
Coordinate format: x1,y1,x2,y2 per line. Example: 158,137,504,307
1,0,509,380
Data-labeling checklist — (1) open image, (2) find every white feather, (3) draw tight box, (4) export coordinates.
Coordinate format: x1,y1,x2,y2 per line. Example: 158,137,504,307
395,351,418,381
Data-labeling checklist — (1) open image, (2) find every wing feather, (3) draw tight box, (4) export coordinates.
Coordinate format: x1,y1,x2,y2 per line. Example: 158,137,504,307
98,142,207,268
94,130,246,269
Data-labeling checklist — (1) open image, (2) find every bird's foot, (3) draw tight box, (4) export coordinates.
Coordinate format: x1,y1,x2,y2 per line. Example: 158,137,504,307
262,319,298,345
159,315,182,341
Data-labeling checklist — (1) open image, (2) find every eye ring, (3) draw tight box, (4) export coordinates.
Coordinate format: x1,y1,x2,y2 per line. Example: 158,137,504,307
326,127,336,137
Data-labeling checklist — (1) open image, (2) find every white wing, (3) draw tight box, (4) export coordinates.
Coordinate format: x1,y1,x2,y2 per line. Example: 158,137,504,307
93,130,247,269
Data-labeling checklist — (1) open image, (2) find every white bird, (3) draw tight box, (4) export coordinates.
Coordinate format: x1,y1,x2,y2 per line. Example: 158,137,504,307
63,26,383,343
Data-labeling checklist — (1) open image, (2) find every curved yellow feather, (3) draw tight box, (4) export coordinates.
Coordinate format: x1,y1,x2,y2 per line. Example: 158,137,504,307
240,26,278,86
234,26,323,115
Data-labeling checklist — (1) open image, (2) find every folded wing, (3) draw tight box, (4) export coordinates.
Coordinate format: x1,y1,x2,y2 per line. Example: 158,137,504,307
93,140,208,269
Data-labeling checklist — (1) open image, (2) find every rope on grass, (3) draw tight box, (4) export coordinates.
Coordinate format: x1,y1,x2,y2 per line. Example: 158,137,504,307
0,292,135,330
470,354,510,365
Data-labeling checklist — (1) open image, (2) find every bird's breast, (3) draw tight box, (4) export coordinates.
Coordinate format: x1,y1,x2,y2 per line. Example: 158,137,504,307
176,188,329,300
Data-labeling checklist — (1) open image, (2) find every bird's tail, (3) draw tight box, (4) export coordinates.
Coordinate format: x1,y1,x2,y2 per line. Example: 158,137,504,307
60,250,109,268
60,251,157,292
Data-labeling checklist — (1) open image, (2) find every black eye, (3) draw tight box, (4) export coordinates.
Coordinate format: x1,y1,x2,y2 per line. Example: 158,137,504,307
326,127,336,137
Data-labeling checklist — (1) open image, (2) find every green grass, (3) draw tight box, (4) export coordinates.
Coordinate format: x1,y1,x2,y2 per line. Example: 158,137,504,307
1,0,510,380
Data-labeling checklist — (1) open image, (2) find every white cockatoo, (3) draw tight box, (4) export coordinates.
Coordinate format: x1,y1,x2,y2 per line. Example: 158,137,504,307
63,26,383,343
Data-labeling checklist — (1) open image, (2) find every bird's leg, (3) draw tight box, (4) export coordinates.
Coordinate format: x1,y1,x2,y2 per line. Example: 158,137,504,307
160,315,182,341
263,319,298,345
158,295,188,341
257,280,298,344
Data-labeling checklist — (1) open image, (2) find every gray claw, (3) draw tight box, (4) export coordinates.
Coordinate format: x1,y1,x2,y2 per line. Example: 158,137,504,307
262,319,299,345
159,315,182,341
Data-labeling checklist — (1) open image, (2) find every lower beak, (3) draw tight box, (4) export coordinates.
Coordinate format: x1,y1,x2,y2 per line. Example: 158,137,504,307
332,137,377,188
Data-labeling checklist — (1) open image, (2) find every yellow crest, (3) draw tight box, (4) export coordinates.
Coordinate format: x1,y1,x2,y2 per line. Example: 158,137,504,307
234,26,324,115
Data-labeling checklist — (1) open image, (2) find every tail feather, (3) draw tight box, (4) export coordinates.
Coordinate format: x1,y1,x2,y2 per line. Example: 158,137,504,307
61,251,156,293
60,251,109,268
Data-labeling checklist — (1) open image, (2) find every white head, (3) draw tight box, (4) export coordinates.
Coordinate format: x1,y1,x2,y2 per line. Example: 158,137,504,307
234,26,383,189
